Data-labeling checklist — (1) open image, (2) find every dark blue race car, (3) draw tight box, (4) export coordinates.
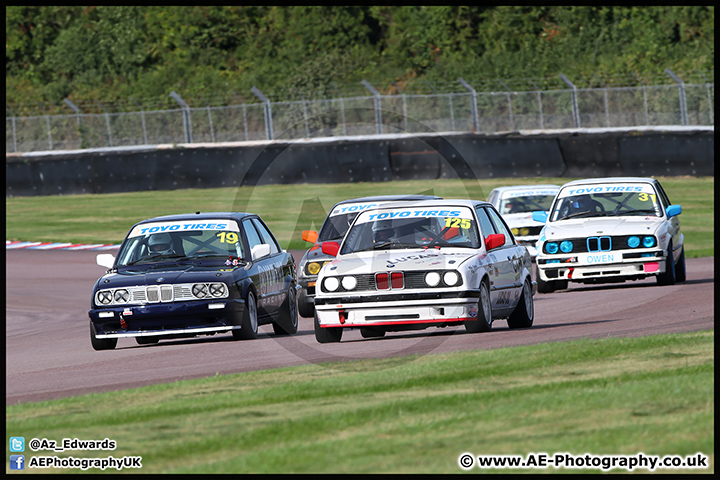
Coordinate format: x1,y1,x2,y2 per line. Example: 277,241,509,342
88,212,298,350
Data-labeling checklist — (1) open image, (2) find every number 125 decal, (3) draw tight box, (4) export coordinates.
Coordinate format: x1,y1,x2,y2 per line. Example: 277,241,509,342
444,217,471,229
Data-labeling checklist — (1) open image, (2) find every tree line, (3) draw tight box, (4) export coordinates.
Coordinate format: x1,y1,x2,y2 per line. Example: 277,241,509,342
5,6,714,115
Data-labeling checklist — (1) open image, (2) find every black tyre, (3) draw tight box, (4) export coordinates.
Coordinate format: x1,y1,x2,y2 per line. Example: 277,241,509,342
674,245,687,283
465,280,492,333
360,327,386,338
507,278,534,329
657,243,676,286
273,285,299,335
535,264,556,293
233,290,258,339
297,288,315,318
90,321,117,351
314,311,342,343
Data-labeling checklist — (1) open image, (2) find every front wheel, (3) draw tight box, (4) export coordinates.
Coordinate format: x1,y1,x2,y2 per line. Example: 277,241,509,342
465,280,492,333
507,278,534,329
297,288,315,318
233,290,258,340
657,243,676,286
674,245,686,283
90,321,117,351
314,311,342,343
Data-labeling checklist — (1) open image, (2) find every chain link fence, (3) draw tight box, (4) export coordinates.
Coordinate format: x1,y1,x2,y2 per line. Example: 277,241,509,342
6,71,714,154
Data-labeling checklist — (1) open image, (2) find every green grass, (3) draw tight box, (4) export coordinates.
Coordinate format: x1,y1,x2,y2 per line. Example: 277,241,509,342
5,331,714,474
4,176,714,257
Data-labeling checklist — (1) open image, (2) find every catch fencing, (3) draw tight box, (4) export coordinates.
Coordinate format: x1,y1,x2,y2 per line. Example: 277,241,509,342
6,71,714,154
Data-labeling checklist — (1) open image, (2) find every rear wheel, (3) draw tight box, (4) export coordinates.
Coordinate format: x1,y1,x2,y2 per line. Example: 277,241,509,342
314,311,342,343
465,280,492,333
233,290,258,339
90,321,117,351
507,278,534,329
273,285,298,335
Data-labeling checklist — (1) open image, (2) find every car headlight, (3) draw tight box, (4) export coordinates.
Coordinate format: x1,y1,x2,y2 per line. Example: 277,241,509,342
627,236,640,248
425,271,441,287
97,290,113,305
560,240,573,253
324,277,339,292
307,262,322,275
192,283,209,298
546,242,559,254
341,276,357,290
209,283,227,297
643,236,656,248
443,271,460,286
114,289,129,303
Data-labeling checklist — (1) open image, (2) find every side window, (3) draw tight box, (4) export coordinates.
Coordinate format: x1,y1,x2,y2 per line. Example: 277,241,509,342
654,182,671,208
252,218,280,255
487,191,498,207
475,207,497,238
486,207,515,247
243,219,264,256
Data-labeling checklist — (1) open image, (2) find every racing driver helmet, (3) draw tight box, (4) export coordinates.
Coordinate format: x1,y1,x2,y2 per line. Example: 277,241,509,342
148,233,174,255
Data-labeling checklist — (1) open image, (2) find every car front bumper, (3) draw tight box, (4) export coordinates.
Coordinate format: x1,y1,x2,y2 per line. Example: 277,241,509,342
88,298,245,338
536,249,668,283
314,290,481,329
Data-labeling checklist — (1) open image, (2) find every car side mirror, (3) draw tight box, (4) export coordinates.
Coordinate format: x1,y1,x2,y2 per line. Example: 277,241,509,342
532,211,548,223
485,233,505,251
97,253,115,269
321,241,340,257
302,230,318,244
251,244,271,261
666,205,682,218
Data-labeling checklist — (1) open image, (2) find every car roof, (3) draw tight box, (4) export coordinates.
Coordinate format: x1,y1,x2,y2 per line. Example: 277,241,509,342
559,177,659,188
333,194,441,207
490,185,560,195
360,198,490,210
135,211,256,225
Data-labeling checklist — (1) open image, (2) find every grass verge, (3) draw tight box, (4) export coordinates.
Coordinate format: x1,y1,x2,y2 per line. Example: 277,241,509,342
5,176,713,257
6,331,714,474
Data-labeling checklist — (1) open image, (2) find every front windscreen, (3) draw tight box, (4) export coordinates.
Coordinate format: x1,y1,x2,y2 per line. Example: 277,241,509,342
500,189,558,215
549,183,661,222
341,206,479,254
115,219,245,266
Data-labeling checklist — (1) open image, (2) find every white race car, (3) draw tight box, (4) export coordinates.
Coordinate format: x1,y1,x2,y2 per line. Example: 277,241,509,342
533,177,686,293
487,185,560,258
312,199,536,343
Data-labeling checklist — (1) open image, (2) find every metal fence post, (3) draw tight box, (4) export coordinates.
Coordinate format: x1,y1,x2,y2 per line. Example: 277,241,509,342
7,107,18,153
559,74,581,128
458,78,479,132
129,97,148,144
170,91,193,143
361,80,383,134
665,68,688,126
64,98,84,149
697,71,714,124
251,86,274,140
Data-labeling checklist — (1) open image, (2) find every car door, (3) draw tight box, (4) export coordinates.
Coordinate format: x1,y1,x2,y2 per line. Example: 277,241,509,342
484,206,523,312
475,206,514,311
251,217,287,316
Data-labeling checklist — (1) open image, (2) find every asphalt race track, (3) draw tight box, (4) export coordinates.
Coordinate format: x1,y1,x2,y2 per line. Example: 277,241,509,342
6,249,714,405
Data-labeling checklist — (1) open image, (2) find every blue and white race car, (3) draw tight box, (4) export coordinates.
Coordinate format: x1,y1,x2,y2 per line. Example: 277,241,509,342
533,177,686,292
88,212,298,350
487,185,560,258
312,199,536,342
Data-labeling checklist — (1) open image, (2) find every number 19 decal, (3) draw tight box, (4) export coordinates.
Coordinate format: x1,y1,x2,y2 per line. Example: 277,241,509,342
217,232,239,243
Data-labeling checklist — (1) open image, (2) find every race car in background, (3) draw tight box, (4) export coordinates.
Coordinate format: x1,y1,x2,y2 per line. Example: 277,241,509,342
486,184,559,258
533,177,686,293
297,194,440,317
88,212,299,350
312,199,536,343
